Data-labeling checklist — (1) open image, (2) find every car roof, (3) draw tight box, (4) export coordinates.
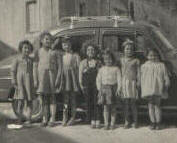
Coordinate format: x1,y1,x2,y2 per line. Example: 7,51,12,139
50,16,155,36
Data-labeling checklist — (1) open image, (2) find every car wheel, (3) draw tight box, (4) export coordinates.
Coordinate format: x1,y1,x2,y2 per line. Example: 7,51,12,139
12,95,43,122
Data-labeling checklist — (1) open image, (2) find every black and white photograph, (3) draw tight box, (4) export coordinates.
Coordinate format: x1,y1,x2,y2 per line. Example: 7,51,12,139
0,0,177,143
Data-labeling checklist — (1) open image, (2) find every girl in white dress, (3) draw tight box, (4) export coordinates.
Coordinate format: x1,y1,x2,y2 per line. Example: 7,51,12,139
141,49,170,130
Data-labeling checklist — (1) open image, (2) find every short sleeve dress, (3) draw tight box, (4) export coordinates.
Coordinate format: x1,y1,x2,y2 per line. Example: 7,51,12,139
121,57,140,99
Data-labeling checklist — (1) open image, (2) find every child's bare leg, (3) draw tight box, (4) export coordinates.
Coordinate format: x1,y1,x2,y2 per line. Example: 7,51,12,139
17,100,23,124
110,105,117,129
103,105,109,130
62,104,68,126
154,97,161,130
130,99,138,128
26,101,32,123
124,99,130,128
49,95,56,125
148,98,156,130
41,95,49,126
67,93,76,126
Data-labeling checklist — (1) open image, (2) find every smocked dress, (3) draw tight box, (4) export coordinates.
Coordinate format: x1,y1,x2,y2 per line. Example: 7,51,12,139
11,55,34,101
141,61,170,99
121,57,140,99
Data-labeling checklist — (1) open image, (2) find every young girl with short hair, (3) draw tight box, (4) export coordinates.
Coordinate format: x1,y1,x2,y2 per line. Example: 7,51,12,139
33,32,62,127
59,39,80,126
96,50,121,130
121,39,140,129
11,40,34,126
141,49,170,130
79,41,102,128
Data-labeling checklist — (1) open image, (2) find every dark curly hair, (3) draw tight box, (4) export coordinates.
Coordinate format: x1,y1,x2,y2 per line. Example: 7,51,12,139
80,40,99,58
102,49,115,65
18,40,33,53
39,31,53,47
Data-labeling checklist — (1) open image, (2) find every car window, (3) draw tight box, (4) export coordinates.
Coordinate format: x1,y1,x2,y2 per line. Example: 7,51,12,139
59,35,95,59
102,33,160,64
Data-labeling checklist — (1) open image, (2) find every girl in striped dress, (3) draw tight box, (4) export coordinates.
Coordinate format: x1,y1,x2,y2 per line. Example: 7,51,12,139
121,39,140,129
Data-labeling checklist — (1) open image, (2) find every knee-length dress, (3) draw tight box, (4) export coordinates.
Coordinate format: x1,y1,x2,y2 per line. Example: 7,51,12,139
59,52,80,92
33,48,62,94
11,55,34,101
141,61,170,99
121,57,140,99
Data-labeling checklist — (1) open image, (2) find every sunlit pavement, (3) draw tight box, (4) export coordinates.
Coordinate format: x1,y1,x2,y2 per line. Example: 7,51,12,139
1,103,177,143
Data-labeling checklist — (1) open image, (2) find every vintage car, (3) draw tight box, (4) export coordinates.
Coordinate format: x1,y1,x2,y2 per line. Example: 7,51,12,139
0,16,177,121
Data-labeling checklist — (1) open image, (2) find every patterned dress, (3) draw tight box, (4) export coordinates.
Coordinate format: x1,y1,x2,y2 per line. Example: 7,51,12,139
141,61,170,99
11,55,34,101
121,57,140,99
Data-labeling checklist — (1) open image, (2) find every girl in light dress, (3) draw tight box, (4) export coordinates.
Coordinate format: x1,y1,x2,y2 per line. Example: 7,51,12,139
96,50,122,130
120,39,140,129
141,49,170,130
11,40,34,126
33,32,62,127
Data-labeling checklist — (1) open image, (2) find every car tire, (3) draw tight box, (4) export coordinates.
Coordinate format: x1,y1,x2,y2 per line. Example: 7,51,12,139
12,95,43,122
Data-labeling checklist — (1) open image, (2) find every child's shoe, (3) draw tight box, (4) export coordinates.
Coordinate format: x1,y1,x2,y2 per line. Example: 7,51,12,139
155,123,161,130
124,123,130,129
96,120,101,129
48,122,55,127
149,123,156,130
91,120,96,129
110,125,116,130
40,122,48,127
67,118,75,126
132,122,138,128
104,125,109,130
24,120,32,127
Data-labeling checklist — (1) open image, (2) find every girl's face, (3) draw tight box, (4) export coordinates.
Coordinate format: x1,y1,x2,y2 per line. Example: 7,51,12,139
62,42,71,52
124,44,134,57
86,46,95,58
41,35,51,48
104,55,113,66
147,51,159,62
22,44,30,57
